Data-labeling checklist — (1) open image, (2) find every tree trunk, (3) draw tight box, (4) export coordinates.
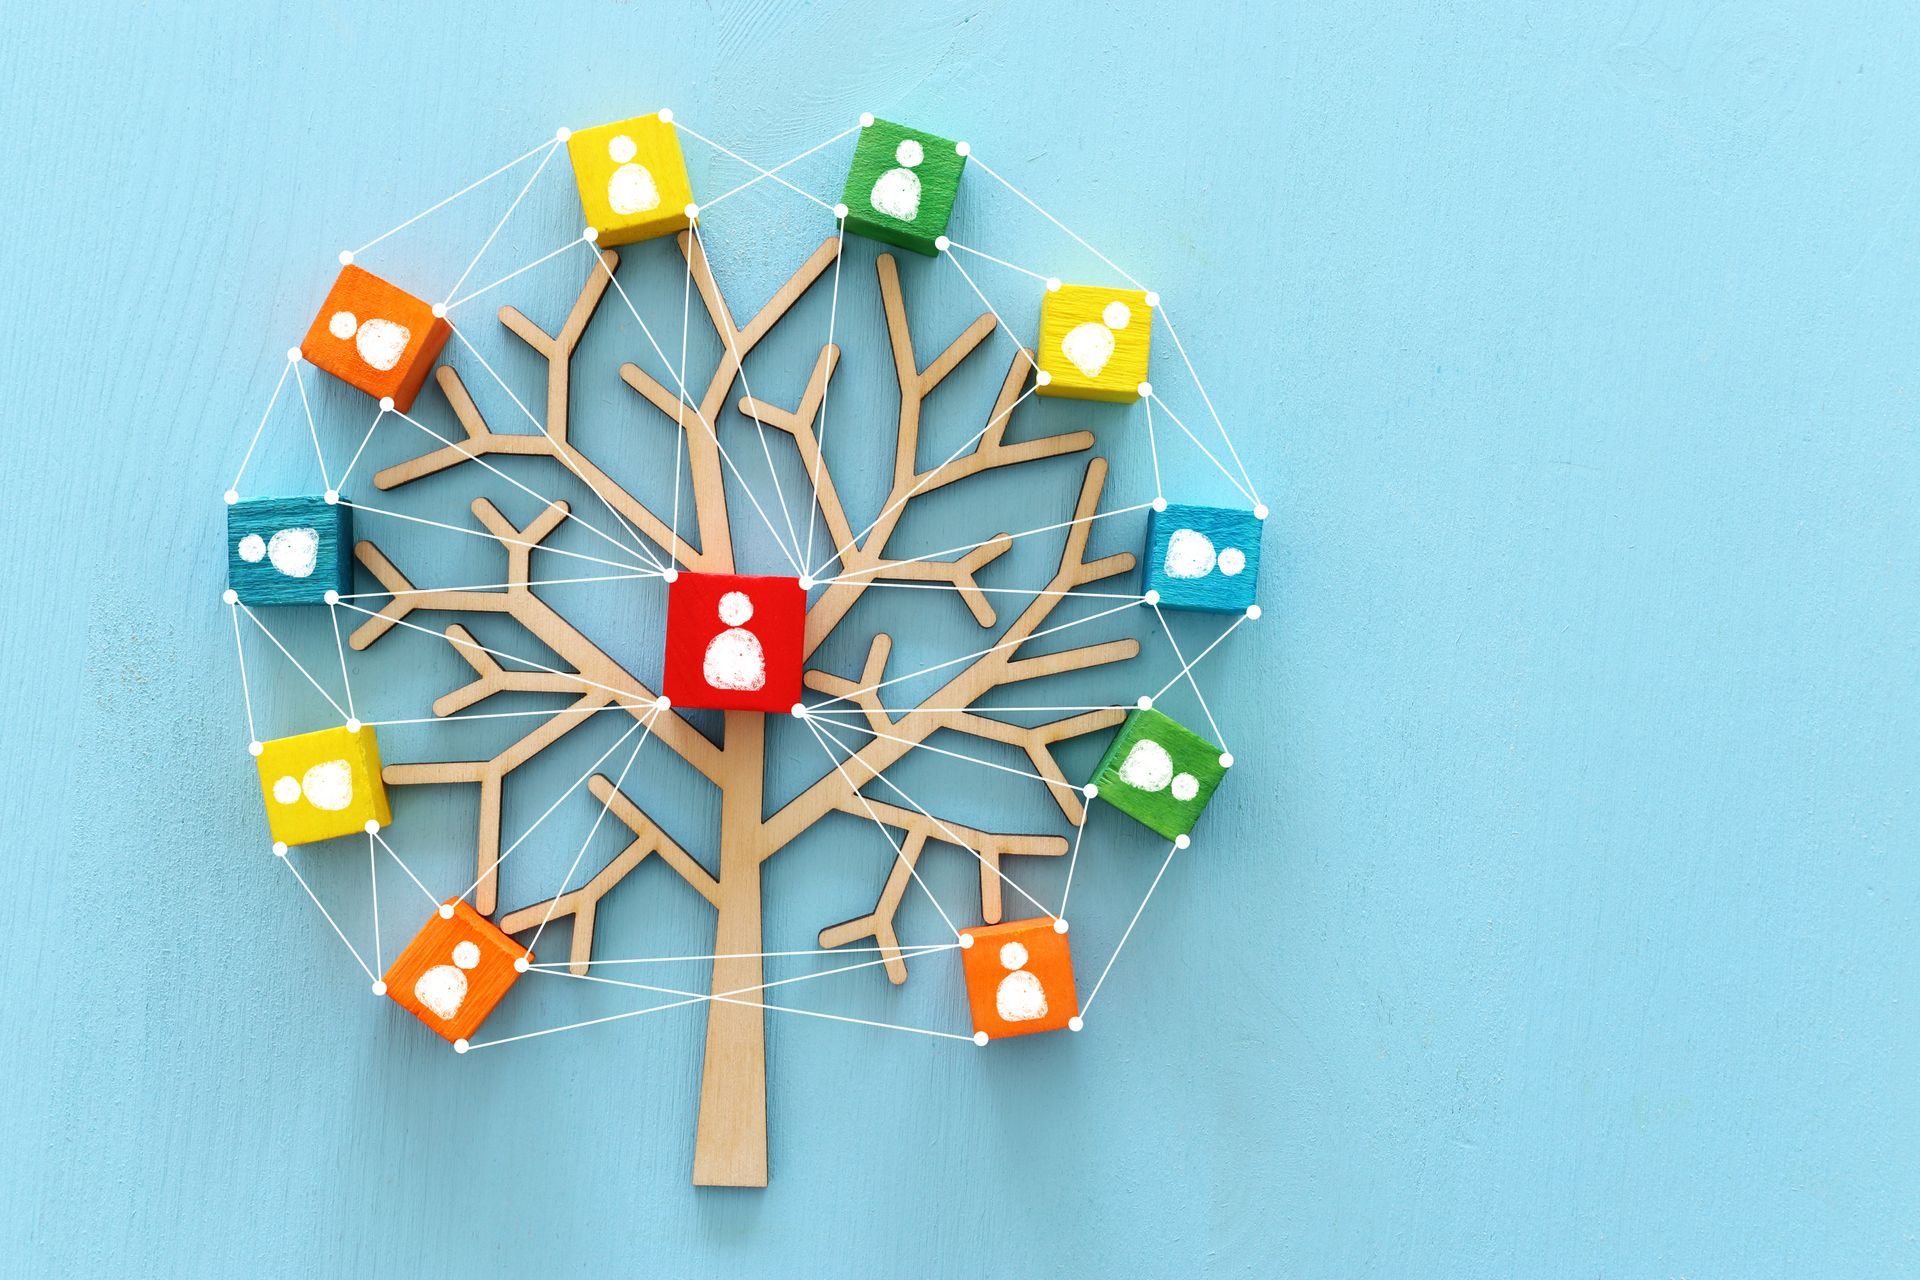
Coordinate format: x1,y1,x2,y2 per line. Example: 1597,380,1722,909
691,712,768,1187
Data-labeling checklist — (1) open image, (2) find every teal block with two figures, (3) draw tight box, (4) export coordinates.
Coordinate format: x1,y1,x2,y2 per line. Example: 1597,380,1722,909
226,495,353,606
1089,707,1229,839
840,117,967,255
1143,503,1263,613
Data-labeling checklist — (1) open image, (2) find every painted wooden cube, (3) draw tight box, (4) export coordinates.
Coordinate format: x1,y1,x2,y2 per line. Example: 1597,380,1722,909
227,495,352,606
567,112,694,247
383,899,530,1044
1144,503,1263,613
299,265,451,412
961,917,1078,1040
840,117,966,256
662,573,804,713
1089,708,1226,839
1035,284,1152,402
255,724,391,846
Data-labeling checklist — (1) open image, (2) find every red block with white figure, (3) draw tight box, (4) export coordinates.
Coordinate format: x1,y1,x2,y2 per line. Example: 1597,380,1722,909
662,573,805,713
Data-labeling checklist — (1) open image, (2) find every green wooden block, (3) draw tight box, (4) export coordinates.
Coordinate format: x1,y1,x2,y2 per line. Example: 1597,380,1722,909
1089,708,1228,839
840,118,966,255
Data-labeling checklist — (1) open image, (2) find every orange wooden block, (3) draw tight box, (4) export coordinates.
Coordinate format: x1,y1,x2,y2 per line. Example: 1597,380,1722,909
300,265,451,412
960,916,1078,1040
383,899,530,1044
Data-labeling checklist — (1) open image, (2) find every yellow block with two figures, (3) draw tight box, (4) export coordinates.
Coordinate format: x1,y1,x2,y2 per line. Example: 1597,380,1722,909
566,112,695,246
255,724,391,846
1034,284,1153,402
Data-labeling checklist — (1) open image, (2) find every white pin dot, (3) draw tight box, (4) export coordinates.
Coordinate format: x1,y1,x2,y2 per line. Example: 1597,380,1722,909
1046,277,1061,292
338,250,354,266
934,235,951,252
799,576,815,591
832,202,849,220
324,490,339,504
454,1039,470,1054
959,933,975,949
1144,589,1160,605
859,112,875,127
438,903,455,919
555,126,572,142
324,590,340,605
1246,604,1262,620
684,203,700,219
583,226,600,243
1053,918,1069,934
431,302,447,318
1220,752,1234,767
345,718,362,733
1145,291,1160,308
223,488,239,504
655,696,671,711
657,108,674,124
1082,783,1099,799
364,819,380,834
1253,504,1270,520
272,842,288,857
513,956,529,973
378,396,395,412
222,589,239,604
287,347,302,363
790,703,807,719
973,1031,989,1046
662,568,678,583
1036,370,1053,387
1137,381,1153,398
1175,834,1191,849
1068,1016,1084,1032
1136,695,1153,710
372,980,387,995
956,140,970,156
248,741,263,756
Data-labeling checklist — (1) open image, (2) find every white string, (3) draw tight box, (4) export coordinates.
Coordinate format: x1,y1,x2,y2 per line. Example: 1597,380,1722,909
374,829,444,910
334,406,388,490
670,119,837,211
699,122,860,210
1153,303,1262,503
966,151,1146,290
1143,389,1254,503
367,833,384,975
804,215,848,570
228,602,258,743
1081,838,1182,1015
337,569,655,600
1057,805,1093,919
819,501,1152,586
1149,602,1227,750
367,703,652,729
353,135,556,256
441,139,563,305
1151,610,1252,706
291,360,332,491
238,603,349,721
1142,395,1165,499
446,237,586,311
943,239,1051,284
280,850,375,982
229,360,293,492
327,601,357,721
530,943,953,969
340,498,654,573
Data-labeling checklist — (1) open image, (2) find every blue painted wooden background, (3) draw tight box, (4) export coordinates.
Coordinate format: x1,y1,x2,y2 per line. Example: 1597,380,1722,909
3,2,1915,1275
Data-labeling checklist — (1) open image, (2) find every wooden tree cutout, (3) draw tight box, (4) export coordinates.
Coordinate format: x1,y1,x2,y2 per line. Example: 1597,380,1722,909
349,233,1137,1186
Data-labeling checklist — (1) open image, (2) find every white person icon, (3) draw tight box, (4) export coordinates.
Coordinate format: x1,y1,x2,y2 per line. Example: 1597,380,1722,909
702,590,767,692
413,940,480,1020
995,941,1048,1022
606,133,662,216
869,138,924,222
1061,299,1133,379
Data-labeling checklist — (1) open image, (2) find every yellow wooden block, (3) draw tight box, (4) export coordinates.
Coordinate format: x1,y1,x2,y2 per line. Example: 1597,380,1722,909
255,725,391,846
566,113,694,246
1034,284,1152,403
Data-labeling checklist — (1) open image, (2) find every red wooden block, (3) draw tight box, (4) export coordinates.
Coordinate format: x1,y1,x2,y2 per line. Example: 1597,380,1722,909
960,917,1079,1040
382,899,530,1044
662,573,804,713
299,265,451,412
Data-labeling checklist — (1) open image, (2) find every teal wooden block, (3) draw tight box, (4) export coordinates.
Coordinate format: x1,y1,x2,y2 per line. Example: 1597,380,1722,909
1144,503,1263,613
840,118,966,255
226,496,353,606
1089,707,1228,839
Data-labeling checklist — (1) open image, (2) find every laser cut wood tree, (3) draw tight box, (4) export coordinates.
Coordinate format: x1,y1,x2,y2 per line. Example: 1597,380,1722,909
348,233,1138,1186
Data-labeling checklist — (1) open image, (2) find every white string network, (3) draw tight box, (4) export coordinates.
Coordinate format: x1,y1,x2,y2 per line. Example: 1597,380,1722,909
223,111,1264,1057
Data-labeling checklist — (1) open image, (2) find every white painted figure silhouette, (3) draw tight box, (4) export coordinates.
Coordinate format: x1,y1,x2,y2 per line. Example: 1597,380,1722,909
415,939,481,1020
1061,299,1132,379
606,134,662,216
1116,738,1200,803
237,526,320,578
995,941,1048,1022
1162,528,1247,581
702,591,766,691
328,310,411,372
270,759,355,811
869,138,924,222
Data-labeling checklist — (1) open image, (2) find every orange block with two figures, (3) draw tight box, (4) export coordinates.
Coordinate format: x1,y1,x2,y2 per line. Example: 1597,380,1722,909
961,916,1079,1040
299,265,451,412
383,899,530,1044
